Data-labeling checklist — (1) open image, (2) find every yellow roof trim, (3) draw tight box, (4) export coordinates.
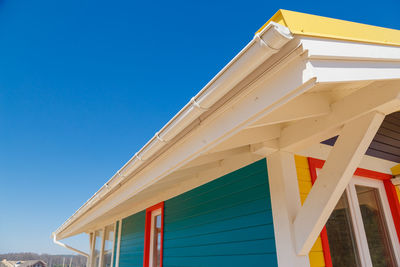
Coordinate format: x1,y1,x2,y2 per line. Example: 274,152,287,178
257,10,400,47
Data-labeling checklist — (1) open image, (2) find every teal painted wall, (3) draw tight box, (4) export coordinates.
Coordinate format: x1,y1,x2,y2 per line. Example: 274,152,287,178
162,159,277,267
112,220,119,267
118,211,146,267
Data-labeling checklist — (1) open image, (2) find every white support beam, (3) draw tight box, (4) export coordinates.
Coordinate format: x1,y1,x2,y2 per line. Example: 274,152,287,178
280,81,400,152
250,139,279,156
267,151,310,267
209,125,280,153
249,93,331,128
181,146,250,170
293,111,385,255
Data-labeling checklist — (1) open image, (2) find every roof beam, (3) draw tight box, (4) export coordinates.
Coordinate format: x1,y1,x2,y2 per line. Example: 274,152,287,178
249,93,331,128
293,111,385,255
280,81,400,152
209,125,280,153
178,146,251,171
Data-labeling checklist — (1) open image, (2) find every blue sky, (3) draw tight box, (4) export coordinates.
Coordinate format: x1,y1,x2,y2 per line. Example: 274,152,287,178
0,0,399,255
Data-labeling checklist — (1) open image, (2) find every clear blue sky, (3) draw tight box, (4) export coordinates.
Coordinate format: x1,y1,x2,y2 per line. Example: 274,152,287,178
0,0,399,255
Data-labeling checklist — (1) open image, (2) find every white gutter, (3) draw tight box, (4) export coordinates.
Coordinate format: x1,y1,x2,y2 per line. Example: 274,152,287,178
53,22,293,240
52,234,89,257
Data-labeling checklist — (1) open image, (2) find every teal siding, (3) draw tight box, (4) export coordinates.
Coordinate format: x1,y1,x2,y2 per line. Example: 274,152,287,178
112,220,119,267
163,159,277,267
118,211,146,267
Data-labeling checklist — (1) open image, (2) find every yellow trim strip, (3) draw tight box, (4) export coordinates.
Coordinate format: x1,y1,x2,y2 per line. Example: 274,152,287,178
294,155,326,267
257,10,400,47
391,163,400,176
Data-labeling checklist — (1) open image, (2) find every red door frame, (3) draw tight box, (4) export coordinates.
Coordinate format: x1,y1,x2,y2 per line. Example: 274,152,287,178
143,202,164,267
307,157,400,267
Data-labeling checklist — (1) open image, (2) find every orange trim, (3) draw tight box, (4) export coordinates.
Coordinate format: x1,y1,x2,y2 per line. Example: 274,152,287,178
143,202,164,267
307,157,400,264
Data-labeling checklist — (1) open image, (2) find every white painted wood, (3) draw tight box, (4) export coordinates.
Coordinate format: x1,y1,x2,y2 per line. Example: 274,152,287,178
148,209,161,267
267,151,310,267
58,51,316,239
351,177,400,264
179,146,250,170
249,93,331,128
280,81,400,152
115,220,122,267
310,59,400,83
89,232,95,267
293,111,385,255
300,37,400,62
110,222,116,267
98,227,106,267
346,180,372,267
298,143,397,175
209,125,280,153
250,139,279,156
78,152,263,233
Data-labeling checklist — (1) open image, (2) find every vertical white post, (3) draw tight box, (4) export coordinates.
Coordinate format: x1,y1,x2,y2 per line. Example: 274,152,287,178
116,219,122,267
267,151,310,267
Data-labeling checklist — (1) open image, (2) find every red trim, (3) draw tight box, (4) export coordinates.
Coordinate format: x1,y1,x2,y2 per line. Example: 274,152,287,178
307,157,333,267
384,180,400,242
143,202,164,267
307,157,400,266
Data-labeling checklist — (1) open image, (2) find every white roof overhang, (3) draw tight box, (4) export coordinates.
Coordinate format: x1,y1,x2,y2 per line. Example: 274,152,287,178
53,26,400,241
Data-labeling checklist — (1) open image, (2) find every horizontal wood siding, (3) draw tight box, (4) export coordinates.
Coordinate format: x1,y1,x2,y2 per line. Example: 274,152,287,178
119,211,145,267
322,112,400,163
295,155,327,267
162,159,277,267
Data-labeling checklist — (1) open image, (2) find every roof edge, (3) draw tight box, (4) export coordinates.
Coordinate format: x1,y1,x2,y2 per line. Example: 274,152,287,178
257,9,400,47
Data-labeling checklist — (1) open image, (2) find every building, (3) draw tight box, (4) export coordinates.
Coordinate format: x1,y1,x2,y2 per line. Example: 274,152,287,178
53,10,400,267
0,260,47,267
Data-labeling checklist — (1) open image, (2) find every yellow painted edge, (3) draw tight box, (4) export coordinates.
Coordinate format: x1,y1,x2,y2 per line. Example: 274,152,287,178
391,163,400,176
295,155,326,267
396,186,400,203
257,9,400,47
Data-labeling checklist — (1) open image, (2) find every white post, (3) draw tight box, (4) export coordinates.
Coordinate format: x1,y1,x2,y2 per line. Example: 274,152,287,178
267,151,310,267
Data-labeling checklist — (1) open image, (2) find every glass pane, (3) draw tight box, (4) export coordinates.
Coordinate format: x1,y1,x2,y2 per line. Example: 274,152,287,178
356,185,396,267
93,230,103,267
325,192,361,267
152,214,162,267
102,224,115,267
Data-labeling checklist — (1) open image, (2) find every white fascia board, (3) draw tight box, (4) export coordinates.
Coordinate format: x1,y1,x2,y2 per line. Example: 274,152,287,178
299,37,400,83
57,51,317,239
300,37,400,62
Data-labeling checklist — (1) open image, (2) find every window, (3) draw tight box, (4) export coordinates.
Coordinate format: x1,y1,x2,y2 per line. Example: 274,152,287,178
91,223,117,267
92,229,103,267
310,158,400,267
102,224,115,267
144,202,164,267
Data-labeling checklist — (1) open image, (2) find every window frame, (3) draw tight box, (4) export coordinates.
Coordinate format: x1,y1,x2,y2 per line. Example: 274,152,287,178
90,222,117,267
143,202,164,267
308,157,400,266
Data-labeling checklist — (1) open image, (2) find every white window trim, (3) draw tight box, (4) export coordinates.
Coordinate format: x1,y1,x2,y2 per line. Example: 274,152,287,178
99,227,106,267
349,176,400,265
314,168,400,267
110,222,117,267
115,219,122,267
149,209,162,267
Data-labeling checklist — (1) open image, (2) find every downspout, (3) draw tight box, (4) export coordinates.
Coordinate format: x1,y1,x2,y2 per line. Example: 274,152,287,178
52,234,89,258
